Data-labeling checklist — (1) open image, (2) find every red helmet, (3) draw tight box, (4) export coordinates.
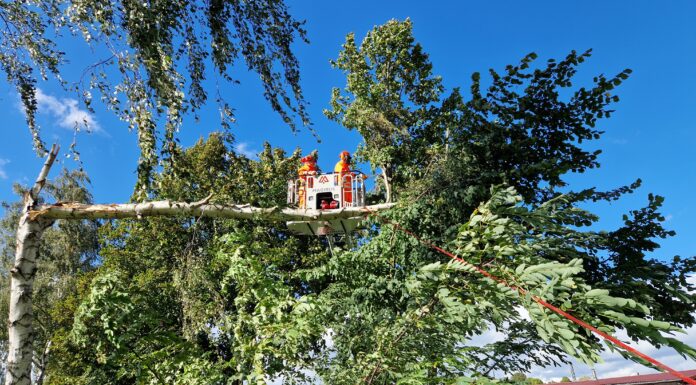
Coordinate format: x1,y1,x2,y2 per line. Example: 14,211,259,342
301,154,317,163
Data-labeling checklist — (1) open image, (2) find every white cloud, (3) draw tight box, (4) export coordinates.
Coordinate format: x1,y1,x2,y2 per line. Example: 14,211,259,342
465,302,696,382
0,158,8,179
234,142,259,159
528,325,696,382
19,88,102,133
687,274,696,287
527,276,696,381
468,325,507,347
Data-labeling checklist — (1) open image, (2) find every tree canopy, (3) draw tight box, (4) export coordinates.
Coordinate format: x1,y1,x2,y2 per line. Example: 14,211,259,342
1,0,310,197
1,17,695,385
325,18,443,202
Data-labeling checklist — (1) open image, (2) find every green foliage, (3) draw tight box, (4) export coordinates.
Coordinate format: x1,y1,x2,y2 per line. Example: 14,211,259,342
438,49,631,204
317,18,694,382
30,135,696,383
53,136,332,384
72,270,218,384
325,18,443,199
7,19,695,385
1,0,310,196
509,372,527,383
293,187,695,383
470,320,569,376
597,193,696,327
0,1,63,155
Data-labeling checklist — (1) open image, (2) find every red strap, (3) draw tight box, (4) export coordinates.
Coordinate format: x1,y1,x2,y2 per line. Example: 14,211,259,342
364,210,696,385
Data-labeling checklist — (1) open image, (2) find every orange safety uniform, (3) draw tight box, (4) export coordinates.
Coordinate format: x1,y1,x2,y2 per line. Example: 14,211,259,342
334,151,354,205
297,152,318,209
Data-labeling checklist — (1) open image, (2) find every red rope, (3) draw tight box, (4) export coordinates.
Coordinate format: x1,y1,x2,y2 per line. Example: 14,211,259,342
363,210,696,385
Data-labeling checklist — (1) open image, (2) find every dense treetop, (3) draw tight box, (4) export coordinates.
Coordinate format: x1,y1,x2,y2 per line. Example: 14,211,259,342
1,0,311,197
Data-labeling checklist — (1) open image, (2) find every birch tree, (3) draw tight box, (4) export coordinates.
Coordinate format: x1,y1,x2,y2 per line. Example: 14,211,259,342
1,0,311,195
5,146,59,385
0,168,98,384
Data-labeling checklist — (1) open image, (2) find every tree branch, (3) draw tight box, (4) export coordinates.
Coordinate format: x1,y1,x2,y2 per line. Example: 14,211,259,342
29,144,60,202
29,202,395,222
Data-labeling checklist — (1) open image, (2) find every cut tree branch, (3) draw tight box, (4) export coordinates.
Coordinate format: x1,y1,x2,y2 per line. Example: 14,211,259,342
29,202,395,222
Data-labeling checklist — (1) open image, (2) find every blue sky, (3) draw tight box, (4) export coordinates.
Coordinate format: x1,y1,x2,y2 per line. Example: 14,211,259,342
1,0,695,379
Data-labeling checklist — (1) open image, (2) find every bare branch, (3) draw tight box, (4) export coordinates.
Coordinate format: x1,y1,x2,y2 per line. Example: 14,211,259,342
29,202,395,222
29,144,60,202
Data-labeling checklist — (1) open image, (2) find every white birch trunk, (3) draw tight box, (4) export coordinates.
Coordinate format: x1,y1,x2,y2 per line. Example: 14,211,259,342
6,146,59,385
29,201,394,222
381,167,392,203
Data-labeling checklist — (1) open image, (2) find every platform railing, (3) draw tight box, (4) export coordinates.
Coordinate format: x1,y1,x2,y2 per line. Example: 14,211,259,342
340,172,366,208
287,179,296,205
288,172,365,208
288,173,318,207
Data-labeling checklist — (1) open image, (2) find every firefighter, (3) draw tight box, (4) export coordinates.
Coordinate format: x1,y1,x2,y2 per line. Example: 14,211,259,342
334,150,352,174
297,151,318,209
334,151,353,206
